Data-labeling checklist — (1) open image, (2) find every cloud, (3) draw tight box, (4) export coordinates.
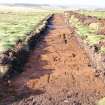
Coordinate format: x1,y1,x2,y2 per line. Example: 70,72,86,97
0,0,14,3
0,0,105,7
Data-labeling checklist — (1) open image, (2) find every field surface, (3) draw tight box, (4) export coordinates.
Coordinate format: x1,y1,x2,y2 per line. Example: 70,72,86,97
79,10,105,19
70,11,105,54
0,13,105,105
0,11,49,52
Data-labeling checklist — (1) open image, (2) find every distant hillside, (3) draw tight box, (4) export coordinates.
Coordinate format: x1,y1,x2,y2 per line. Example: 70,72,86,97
0,3,53,8
0,3,105,10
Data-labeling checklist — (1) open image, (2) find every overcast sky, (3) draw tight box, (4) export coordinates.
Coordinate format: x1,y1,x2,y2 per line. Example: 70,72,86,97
0,0,105,7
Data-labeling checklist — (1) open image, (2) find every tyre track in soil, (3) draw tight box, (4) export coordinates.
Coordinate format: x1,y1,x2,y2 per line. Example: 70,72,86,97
1,14,105,105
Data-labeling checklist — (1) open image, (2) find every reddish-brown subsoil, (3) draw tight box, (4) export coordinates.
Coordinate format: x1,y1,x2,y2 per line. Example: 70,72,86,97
1,14,105,105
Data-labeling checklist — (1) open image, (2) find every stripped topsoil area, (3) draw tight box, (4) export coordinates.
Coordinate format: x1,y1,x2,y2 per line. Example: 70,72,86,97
1,14,105,105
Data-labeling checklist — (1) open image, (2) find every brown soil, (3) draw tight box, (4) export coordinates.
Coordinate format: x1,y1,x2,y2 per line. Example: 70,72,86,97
69,11,98,25
1,14,105,105
97,28,105,35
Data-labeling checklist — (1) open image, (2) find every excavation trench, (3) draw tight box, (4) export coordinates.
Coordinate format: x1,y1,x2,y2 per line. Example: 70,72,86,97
1,14,105,105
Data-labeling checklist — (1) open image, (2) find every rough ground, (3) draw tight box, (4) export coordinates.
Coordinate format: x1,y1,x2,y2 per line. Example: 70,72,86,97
1,14,105,105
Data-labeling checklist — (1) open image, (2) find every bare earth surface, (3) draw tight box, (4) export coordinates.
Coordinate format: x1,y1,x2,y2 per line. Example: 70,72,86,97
1,14,105,105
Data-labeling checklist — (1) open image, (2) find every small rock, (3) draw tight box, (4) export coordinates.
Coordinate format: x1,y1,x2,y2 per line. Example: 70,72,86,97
64,99,69,103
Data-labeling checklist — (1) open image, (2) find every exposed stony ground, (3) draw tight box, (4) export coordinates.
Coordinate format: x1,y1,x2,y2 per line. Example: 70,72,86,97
1,14,105,105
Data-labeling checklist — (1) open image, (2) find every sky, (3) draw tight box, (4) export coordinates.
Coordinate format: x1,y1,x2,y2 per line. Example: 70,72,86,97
0,0,105,7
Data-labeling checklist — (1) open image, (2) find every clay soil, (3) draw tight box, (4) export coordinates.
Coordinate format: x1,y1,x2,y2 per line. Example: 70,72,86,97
1,14,105,105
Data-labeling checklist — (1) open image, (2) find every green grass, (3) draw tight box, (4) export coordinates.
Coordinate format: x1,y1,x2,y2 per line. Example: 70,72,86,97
0,11,49,52
100,46,105,54
69,14,105,46
86,35,105,45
